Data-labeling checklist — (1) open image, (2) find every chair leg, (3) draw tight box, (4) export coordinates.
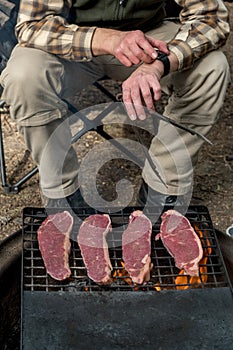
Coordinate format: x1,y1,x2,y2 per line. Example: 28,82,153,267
0,101,38,194
0,113,8,190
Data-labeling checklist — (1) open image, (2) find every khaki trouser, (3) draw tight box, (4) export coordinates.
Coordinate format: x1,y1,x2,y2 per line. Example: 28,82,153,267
0,21,230,199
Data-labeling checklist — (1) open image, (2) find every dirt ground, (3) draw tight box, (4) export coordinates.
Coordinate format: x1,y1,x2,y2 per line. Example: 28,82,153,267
1,3,233,241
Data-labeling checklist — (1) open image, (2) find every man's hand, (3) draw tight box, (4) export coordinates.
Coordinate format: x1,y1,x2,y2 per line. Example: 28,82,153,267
122,51,179,120
92,29,179,120
92,28,169,66
112,30,169,66
122,62,163,120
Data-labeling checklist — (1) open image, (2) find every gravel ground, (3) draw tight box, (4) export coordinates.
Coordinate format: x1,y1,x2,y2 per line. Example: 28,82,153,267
0,3,233,241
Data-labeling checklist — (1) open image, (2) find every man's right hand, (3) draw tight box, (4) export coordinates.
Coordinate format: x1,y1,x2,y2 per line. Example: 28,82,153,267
92,28,169,66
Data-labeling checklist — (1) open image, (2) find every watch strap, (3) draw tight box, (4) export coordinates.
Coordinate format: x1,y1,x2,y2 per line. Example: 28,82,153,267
156,51,170,77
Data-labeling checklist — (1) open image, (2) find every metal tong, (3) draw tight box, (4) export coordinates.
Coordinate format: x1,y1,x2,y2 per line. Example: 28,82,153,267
114,95,213,187
149,110,213,145
116,93,213,145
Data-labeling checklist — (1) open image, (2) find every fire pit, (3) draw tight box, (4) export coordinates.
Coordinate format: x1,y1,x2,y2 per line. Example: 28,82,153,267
20,205,233,349
1,205,232,349
0,230,21,350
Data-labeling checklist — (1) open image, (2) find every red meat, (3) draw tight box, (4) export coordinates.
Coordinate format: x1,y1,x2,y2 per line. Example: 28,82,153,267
156,209,203,276
37,211,73,280
122,210,152,284
77,214,113,284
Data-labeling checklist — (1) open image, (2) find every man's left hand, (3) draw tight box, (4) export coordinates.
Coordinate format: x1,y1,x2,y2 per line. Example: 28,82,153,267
122,62,164,120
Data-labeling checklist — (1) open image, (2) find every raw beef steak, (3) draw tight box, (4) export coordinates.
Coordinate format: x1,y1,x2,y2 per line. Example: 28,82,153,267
156,209,203,276
77,214,113,284
122,210,152,284
37,211,73,280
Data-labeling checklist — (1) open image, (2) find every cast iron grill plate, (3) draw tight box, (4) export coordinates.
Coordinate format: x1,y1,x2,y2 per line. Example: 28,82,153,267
22,205,232,292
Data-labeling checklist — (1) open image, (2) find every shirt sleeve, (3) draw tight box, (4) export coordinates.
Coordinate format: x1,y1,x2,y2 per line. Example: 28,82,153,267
15,0,96,61
168,0,230,70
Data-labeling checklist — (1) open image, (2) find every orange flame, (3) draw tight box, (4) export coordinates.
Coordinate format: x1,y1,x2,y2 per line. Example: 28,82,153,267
175,225,212,289
84,225,212,291
113,261,140,290
113,261,132,285
175,270,190,290
154,284,161,291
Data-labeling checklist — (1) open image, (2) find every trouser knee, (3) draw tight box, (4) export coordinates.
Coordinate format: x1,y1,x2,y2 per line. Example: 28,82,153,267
163,50,230,126
1,46,67,126
18,118,79,198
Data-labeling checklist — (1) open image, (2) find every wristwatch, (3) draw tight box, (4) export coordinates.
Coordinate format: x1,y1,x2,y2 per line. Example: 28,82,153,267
156,51,170,77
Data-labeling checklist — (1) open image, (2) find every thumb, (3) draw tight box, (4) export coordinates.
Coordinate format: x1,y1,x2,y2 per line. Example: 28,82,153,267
147,37,169,54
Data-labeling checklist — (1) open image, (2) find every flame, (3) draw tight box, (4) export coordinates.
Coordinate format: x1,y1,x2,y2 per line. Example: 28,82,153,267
113,261,132,285
175,225,212,289
175,270,190,290
83,225,212,291
113,261,141,290
154,284,161,291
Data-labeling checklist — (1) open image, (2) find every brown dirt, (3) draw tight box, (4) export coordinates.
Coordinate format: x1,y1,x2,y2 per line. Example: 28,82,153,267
1,3,233,241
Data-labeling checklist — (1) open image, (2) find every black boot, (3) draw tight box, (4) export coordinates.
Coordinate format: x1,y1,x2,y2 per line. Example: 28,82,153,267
137,179,189,209
45,188,91,215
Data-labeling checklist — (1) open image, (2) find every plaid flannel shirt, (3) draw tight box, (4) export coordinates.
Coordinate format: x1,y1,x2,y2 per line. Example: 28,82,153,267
15,0,229,70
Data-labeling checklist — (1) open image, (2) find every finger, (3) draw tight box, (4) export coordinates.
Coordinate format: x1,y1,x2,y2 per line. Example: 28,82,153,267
117,43,152,65
134,79,156,119
124,102,138,121
146,37,169,57
136,38,159,61
128,41,156,64
131,44,154,64
116,32,156,65
130,86,147,120
115,49,134,66
135,104,147,120
122,89,137,121
121,45,142,65
133,102,147,120
121,31,157,62
147,37,169,51
140,84,156,114
149,79,162,102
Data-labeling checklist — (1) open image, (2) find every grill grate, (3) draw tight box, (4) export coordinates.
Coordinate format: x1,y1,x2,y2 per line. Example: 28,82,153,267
22,205,231,292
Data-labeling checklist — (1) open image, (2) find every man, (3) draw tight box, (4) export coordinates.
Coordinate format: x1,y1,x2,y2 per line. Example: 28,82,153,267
0,0,230,213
